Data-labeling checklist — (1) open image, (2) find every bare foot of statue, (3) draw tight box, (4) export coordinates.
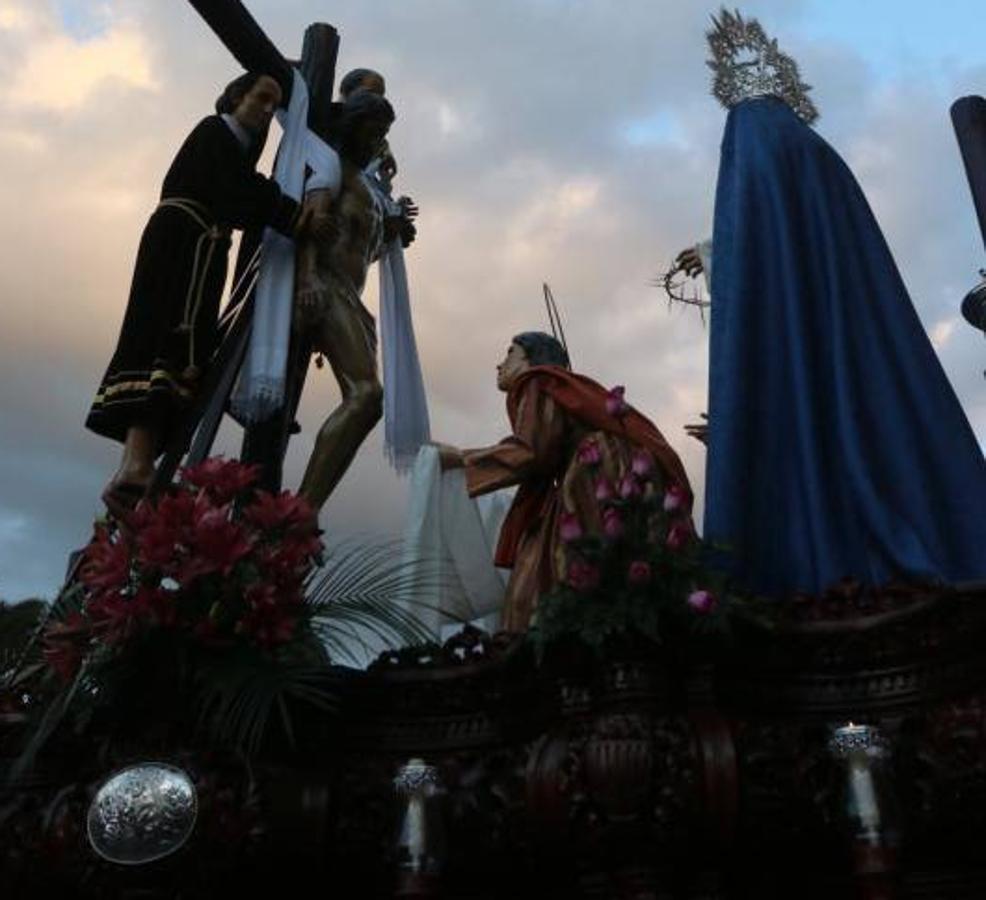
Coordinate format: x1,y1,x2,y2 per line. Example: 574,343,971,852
101,425,157,519
101,482,149,522
102,467,153,520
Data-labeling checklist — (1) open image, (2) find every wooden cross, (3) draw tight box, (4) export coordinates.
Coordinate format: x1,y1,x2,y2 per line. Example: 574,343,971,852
151,1,339,494
953,97,986,257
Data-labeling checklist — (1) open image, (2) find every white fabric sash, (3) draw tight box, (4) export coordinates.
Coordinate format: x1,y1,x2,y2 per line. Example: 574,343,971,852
363,172,431,472
231,71,341,423
378,237,431,471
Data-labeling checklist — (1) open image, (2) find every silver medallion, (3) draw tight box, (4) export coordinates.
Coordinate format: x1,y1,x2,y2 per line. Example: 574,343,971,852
87,762,197,865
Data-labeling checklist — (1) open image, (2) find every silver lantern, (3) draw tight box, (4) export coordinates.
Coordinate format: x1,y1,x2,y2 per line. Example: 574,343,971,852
393,757,446,892
828,723,895,845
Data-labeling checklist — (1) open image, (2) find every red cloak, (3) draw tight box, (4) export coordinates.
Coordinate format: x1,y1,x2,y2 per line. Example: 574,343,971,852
494,366,693,568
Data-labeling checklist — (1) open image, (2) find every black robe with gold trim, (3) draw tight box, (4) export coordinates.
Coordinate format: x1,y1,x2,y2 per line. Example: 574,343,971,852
85,115,298,445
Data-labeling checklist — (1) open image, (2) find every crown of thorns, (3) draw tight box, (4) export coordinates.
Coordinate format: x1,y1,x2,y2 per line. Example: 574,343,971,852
653,261,710,324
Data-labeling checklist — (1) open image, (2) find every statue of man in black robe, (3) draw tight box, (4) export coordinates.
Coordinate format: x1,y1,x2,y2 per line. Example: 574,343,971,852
86,72,315,517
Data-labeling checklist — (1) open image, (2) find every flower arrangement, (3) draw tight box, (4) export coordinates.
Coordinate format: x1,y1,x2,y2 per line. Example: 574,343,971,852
43,458,323,685
534,404,729,656
7,457,358,769
8,459,434,775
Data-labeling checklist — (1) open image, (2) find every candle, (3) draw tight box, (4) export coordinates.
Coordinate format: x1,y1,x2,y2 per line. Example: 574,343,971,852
829,722,890,845
847,754,881,840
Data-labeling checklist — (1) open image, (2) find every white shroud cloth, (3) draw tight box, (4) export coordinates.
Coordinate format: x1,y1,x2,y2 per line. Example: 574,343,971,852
401,446,511,640
231,70,341,423
378,234,431,471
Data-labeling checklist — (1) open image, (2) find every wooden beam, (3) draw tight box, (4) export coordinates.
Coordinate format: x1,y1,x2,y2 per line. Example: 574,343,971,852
185,0,293,99
952,96,986,256
238,23,341,491
299,23,340,139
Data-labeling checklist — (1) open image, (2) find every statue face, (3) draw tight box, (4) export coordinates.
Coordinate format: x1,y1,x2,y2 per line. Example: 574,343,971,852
349,116,391,166
232,75,282,134
358,72,386,96
354,118,390,156
496,342,530,392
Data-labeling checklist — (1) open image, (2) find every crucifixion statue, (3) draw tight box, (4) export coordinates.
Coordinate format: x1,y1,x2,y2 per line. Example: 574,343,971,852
84,0,338,520
148,1,344,499
86,0,427,525
155,1,427,513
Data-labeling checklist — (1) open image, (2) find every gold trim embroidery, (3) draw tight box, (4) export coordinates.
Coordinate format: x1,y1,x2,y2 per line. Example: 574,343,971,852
93,369,194,405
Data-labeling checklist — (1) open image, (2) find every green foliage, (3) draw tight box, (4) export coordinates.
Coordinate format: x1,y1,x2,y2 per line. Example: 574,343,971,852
306,538,438,663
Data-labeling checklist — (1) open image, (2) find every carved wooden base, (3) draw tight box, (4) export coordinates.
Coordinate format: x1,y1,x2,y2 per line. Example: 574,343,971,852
5,588,986,898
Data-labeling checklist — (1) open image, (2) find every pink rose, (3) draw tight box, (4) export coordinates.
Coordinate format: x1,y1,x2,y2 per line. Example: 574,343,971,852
666,520,694,551
627,560,651,585
605,385,628,417
687,589,717,615
663,483,690,514
594,477,615,502
558,511,583,543
631,450,654,478
618,474,641,500
576,438,602,465
602,506,624,539
567,558,601,592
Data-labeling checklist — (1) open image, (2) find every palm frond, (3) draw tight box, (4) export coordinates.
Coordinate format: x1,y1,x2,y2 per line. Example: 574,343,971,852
305,538,450,660
312,595,436,664
194,649,339,756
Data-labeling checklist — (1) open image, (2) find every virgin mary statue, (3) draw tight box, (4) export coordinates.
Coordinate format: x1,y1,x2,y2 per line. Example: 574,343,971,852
702,10,986,596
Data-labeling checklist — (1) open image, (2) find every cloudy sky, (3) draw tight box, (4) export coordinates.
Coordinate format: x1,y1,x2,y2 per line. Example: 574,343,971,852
1,0,984,602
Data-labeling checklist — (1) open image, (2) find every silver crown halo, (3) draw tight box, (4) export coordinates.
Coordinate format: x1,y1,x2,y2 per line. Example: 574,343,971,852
706,8,819,125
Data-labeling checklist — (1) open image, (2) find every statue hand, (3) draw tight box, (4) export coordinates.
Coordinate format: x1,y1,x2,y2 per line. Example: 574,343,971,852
297,275,330,317
431,442,464,471
675,246,704,278
684,413,709,446
397,195,419,222
295,190,338,243
399,218,417,249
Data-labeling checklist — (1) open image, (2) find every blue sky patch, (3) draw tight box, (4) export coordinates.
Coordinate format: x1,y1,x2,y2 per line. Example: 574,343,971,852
56,0,110,41
620,109,683,147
